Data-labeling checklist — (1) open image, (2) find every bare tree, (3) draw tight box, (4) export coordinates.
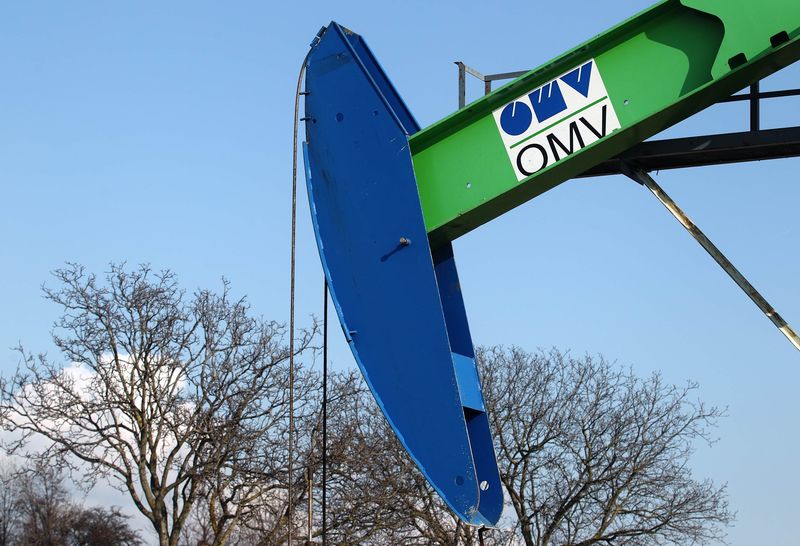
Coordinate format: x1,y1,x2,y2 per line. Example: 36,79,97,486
0,461,19,546
66,505,141,546
478,346,733,546
183,368,323,546
186,369,487,545
187,371,361,546
0,264,317,546
0,263,731,546
15,462,72,546
0,459,141,546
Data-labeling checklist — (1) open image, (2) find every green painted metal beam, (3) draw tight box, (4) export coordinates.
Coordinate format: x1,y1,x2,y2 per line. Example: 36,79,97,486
410,0,800,247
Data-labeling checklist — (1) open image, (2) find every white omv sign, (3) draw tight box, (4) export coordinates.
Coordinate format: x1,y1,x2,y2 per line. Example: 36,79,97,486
493,60,621,181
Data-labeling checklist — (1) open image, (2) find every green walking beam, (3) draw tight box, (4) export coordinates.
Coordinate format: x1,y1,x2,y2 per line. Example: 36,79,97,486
411,0,800,246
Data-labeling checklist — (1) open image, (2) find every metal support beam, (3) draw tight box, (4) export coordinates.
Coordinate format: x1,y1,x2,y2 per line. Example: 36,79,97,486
455,63,528,108
581,126,800,177
455,61,487,108
483,70,528,82
719,87,800,103
456,62,466,109
624,166,800,352
750,82,760,131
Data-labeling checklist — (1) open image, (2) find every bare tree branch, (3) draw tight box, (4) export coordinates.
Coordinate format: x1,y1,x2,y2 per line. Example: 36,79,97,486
478,346,733,546
0,264,317,546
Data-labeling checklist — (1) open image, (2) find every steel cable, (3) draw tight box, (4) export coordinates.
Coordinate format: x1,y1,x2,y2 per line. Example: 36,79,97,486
289,50,310,546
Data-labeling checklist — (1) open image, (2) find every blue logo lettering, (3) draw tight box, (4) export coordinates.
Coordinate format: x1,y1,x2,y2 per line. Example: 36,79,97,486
560,61,593,98
499,101,533,136
529,81,568,123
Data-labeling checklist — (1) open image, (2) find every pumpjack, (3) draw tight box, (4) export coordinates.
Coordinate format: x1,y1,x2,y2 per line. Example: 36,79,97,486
301,0,800,525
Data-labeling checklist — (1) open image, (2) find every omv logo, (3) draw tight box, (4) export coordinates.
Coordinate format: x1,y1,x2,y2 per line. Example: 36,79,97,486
499,61,594,136
493,60,621,181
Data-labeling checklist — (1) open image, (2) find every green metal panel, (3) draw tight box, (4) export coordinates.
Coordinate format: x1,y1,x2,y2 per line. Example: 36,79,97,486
411,0,800,247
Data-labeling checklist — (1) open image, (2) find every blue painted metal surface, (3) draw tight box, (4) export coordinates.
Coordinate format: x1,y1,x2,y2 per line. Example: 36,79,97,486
303,23,502,525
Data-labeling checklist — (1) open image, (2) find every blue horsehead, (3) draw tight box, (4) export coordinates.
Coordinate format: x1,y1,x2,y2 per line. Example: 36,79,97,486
302,23,503,525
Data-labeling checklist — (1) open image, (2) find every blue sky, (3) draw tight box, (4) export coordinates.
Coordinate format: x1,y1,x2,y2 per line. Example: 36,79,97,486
1,1,798,544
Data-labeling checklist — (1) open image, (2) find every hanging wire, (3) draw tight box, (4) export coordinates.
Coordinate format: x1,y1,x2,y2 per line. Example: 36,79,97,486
307,468,313,544
289,50,311,546
322,279,329,545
